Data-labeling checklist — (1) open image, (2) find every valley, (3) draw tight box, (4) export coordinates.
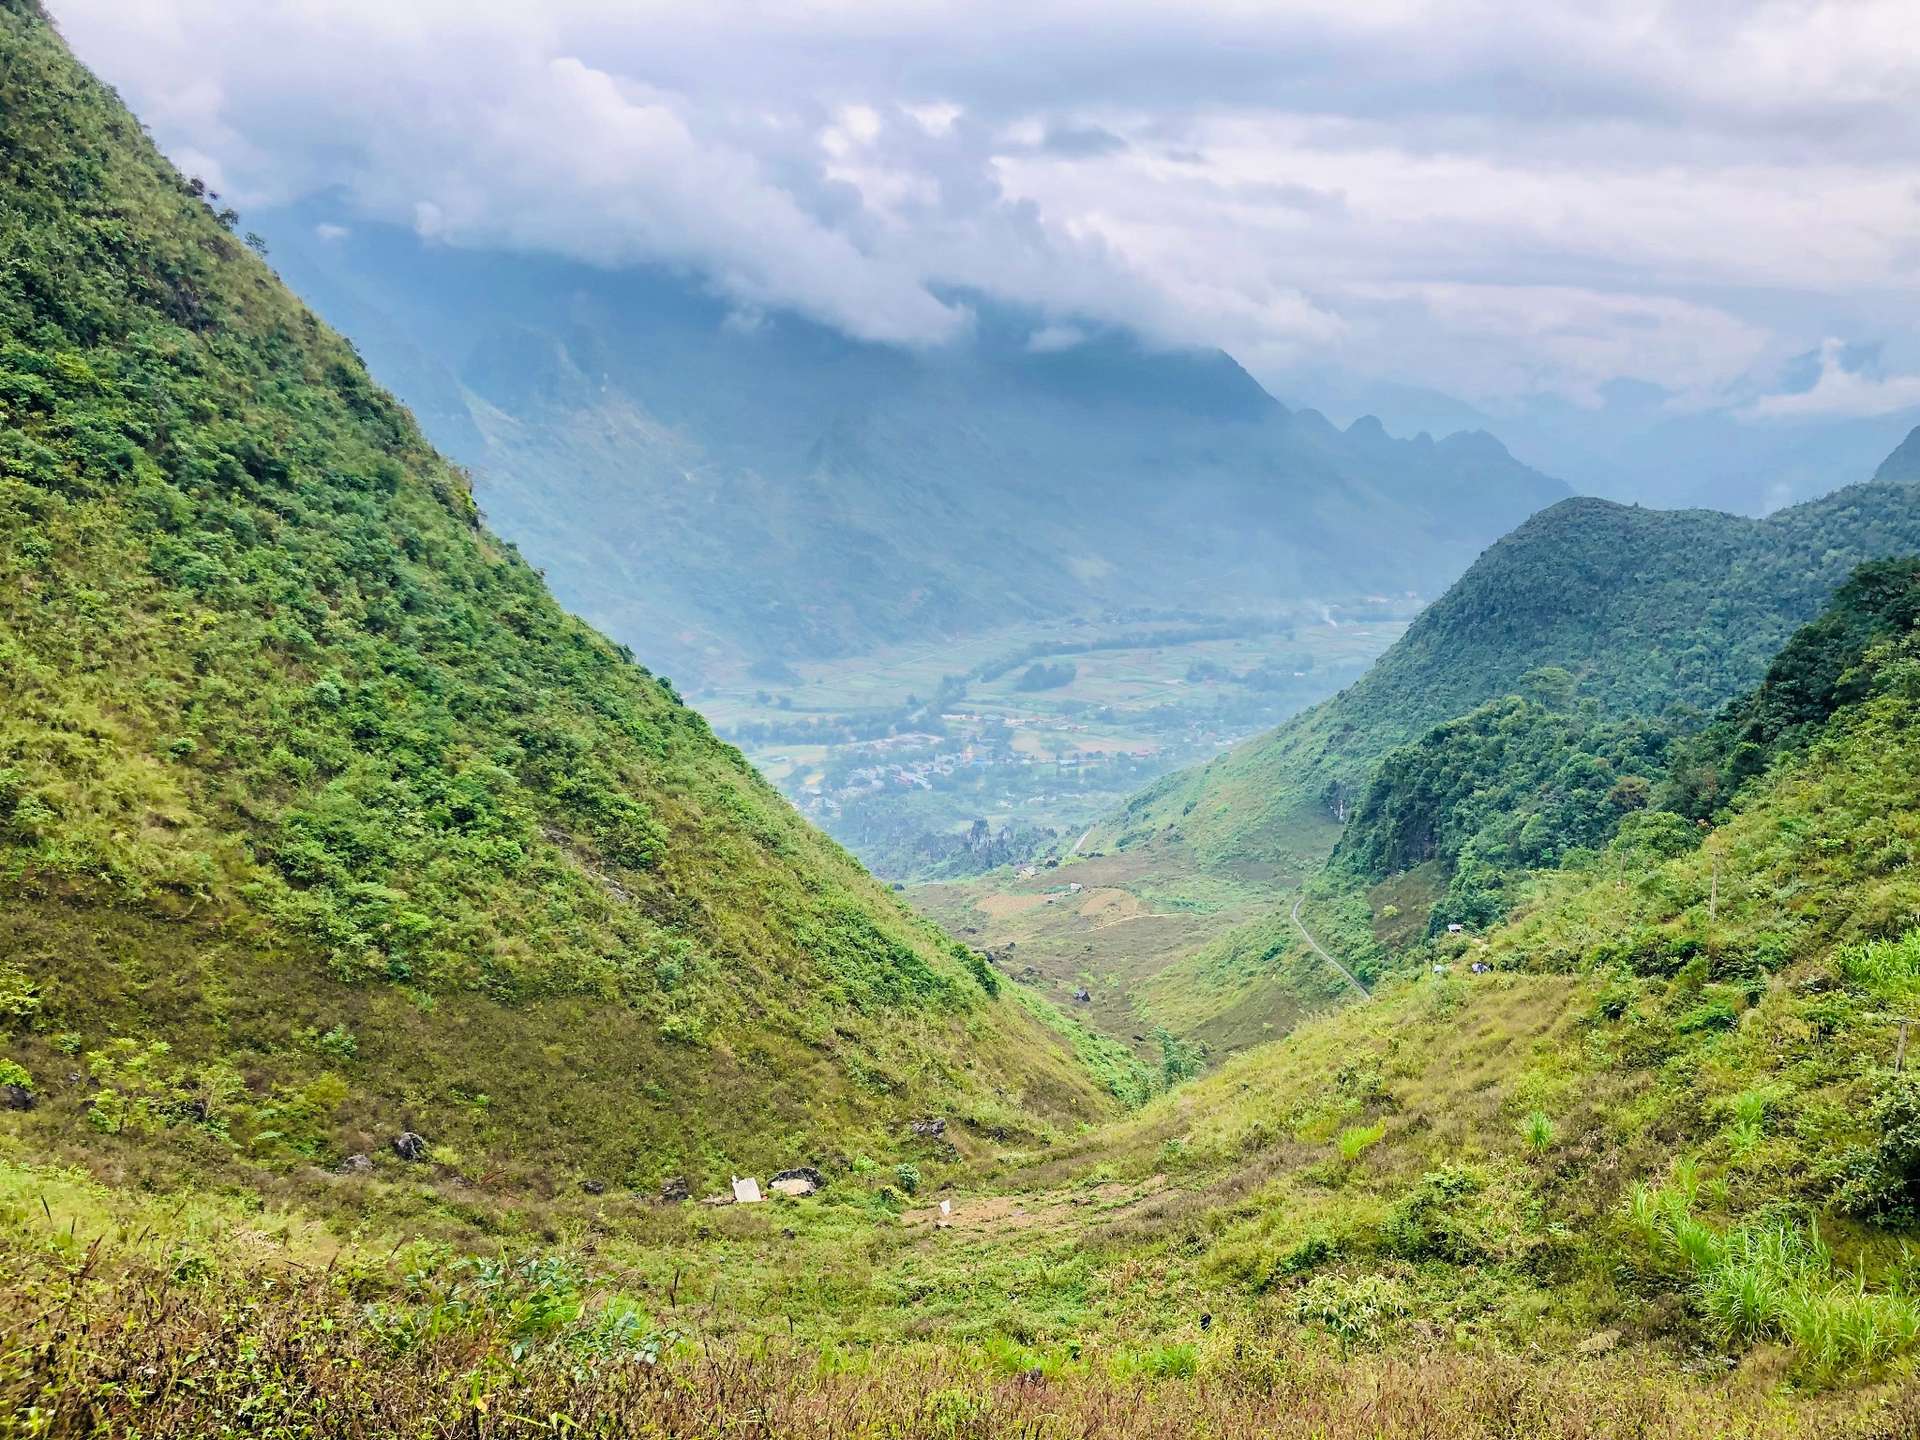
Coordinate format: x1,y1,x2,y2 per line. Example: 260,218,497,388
695,608,1408,880
9,2,1920,1434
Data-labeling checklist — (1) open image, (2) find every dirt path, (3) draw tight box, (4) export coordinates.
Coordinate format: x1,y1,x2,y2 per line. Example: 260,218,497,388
1070,826,1094,857
1291,895,1371,1000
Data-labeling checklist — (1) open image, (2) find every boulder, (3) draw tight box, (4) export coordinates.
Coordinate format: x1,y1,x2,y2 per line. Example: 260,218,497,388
338,1152,374,1174
659,1176,691,1203
910,1116,947,1139
580,1178,606,1195
769,1167,824,1198
392,1131,429,1162
2,1084,34,1112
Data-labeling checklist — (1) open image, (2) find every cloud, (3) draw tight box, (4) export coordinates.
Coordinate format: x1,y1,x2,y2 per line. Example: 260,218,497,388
43,0,1920,408
1026,323,1088,352
1744,339,1920,420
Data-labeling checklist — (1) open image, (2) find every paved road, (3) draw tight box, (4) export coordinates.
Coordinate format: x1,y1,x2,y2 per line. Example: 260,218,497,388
1291,895,1372,1000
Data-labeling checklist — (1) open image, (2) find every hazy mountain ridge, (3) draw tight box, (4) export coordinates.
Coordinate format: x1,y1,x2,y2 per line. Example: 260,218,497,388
255,204,1568,682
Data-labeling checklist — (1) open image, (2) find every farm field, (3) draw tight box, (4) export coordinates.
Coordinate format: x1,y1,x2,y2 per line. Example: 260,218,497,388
690,609,1411,880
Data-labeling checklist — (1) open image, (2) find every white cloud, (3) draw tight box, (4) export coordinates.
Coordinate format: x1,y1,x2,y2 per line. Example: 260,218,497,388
1744,340,1920,420
43,0,1920,406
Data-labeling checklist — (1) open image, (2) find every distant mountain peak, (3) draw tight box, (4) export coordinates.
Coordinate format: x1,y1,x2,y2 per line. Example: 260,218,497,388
1875,425,1920,483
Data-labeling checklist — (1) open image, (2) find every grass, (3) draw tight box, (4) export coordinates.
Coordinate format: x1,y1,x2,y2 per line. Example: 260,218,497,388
3,1216,1913,1439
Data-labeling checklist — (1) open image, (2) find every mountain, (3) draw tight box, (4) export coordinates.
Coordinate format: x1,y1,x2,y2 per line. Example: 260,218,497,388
246,201,1568,683
1104,445,1920,873
0,0,1137,1197
20,524,1920,1427
1104,606,1920,1385
1284,367,1920,518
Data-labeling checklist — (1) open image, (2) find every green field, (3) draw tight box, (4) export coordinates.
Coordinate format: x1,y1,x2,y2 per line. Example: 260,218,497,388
691,613,1409,879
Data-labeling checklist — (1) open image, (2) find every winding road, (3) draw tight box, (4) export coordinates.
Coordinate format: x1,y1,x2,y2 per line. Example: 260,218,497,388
1291,895,1372,1001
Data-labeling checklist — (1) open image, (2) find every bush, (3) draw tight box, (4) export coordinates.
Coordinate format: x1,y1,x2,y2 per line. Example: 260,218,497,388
1380,1167,1487,1263
1290,1273,1410,1349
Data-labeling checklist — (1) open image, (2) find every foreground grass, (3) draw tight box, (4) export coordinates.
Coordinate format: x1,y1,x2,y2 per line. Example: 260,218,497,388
5,1237,1915,1439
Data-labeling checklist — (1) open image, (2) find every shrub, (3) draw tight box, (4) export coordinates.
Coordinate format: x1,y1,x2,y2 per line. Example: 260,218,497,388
893,1163,921,1197
1290,1273,1410,1349
1381,1167,1487,1262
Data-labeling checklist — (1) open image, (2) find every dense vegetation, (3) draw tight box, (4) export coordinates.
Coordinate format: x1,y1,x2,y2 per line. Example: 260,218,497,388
1662,557,1920,820
0,0,1120,1202
1106,468,1920,871
1332,690,1678,931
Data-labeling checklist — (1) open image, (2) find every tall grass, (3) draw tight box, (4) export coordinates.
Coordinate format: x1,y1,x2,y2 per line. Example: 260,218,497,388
1628,1183,1920,1383
2,1241,1912,1439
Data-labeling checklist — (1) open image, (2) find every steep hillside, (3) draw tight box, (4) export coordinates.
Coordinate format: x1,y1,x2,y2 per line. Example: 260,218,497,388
0,0,1132,1201
250,205,1567,681
1074,606,1920,1385
10,564,1920,1431
1105,459,1920,871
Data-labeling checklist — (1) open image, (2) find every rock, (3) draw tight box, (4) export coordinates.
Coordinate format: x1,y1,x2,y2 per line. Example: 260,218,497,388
659,1176,691,1203
2,1084,34,1112
1072,987,1091,1003
731,1176,764,1204
699,1191,734,1207
771,1166,825,1191
392,1131,429,1162
339,1152,374,1174
910,1116,947,1139
580,1178,606,1195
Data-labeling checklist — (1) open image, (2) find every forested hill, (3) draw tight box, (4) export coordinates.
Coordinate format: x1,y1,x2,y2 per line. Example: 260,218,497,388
0,0,1129,1195
252,203,1568,681
1103,443,1920,870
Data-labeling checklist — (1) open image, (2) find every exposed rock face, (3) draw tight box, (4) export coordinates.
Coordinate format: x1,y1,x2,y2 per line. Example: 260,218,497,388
910,1117,947,1138
392,1132,429,1162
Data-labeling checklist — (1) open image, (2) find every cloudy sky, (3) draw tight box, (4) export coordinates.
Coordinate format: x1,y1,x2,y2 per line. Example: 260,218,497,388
49,0,1920,419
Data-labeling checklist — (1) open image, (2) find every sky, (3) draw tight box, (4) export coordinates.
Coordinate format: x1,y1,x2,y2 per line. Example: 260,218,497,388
49,0,1920,422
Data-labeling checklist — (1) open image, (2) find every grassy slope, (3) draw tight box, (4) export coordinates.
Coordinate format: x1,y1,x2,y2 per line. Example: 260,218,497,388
1103,473,1920,873
0,0,1122,1201
1058,650,1920,1384
6,630,1920,1430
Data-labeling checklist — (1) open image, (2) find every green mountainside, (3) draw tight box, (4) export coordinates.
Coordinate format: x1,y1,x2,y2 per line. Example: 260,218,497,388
1105,470,1920,874
252,204,1566,684
14,6,1920,1430
12,464,1920,1431
0,0,1134,1200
